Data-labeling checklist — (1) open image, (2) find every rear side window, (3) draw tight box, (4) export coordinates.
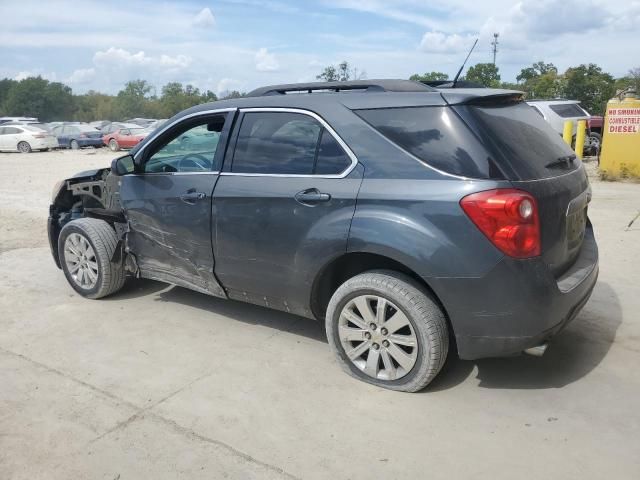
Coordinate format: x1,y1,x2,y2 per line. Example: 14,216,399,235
232,112,351,175
356,106,503,179
549,103,587,118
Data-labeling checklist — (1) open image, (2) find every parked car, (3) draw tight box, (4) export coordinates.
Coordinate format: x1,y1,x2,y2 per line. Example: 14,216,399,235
89,120,111,130
100,122,139,135
4,120,54,132
125,118,156,127
48,80,598,392
102,127,150,151
0,124,58,152
526,99,600,154
51,124,103,149
0,116,38,125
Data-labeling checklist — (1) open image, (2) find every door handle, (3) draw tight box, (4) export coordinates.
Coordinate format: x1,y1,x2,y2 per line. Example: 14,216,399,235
180,191,206,204
295,188,331,205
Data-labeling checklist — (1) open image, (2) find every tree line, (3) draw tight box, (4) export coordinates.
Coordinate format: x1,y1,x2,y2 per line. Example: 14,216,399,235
1,61,638,122
411,62,640,115
0,77,244,122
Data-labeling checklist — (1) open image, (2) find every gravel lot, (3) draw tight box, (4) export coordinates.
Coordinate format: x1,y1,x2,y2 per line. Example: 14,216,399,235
1,149,639,479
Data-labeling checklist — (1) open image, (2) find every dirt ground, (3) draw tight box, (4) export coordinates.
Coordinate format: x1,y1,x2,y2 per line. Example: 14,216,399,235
1,149,639,479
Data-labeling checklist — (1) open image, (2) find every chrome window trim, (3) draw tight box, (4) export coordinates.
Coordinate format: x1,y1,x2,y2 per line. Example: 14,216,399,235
133,107,237,161
222,107,359,179
127,171,220,177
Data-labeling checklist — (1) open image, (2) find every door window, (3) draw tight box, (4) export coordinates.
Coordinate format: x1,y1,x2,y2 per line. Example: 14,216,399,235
231,111,351,175
143,116,225,173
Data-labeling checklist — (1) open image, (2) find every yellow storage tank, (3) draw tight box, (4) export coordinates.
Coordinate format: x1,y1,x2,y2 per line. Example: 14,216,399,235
599,90,640,178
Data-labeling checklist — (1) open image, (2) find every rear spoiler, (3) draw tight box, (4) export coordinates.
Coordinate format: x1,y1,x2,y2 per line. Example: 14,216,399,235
439,88,524,106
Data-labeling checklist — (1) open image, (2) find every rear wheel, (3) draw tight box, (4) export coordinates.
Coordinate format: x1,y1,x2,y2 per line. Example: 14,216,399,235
326,270,449,392
108,139,120,152
58,218,126,299
17,141,32,153
70,139,79,150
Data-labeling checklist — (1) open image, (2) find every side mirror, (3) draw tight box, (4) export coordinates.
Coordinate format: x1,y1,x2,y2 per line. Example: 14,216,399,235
111,154,135,176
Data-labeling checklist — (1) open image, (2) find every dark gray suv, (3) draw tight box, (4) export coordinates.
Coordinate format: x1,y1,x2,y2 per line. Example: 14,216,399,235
48,80,598,392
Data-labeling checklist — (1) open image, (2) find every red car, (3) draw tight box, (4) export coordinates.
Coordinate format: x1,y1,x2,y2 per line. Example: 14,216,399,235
103,127,149,151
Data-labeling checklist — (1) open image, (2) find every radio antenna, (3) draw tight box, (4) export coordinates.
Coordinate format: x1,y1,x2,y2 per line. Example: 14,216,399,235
452,38,478,88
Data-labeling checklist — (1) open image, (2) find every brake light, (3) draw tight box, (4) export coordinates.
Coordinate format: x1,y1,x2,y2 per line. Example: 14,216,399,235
79,134,87,138
33,133,46,138
460,188,540,258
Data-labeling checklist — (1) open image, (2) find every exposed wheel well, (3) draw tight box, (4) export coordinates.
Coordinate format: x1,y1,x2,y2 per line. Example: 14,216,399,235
310,252,448,323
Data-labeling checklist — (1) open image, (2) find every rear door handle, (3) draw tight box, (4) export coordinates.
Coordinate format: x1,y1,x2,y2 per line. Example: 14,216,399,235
295,188,331,205
180,190,206,204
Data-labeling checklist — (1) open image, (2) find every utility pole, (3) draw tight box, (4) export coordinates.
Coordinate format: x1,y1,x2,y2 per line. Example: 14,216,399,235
491,33,499,65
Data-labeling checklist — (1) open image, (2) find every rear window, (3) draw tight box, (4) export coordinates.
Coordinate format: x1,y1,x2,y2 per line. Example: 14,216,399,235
549,103,587,118
355,106,504,179
459,102,580,180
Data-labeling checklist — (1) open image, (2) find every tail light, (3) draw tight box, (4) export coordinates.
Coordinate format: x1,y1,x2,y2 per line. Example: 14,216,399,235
33,133,46,138
460,188,540,258
79,134,87,138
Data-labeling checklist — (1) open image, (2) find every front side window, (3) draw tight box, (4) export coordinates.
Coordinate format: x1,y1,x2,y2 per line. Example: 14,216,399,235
143,116,225,173
232,111,351,175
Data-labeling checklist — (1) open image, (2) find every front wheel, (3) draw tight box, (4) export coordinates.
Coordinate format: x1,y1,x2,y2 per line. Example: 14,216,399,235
58,218,126,299
108,139,120,151
70,139,80,150
326,271,449,392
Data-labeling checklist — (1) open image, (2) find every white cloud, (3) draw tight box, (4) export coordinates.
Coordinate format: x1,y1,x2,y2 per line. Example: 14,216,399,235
93,47,191,71
419,32,476,53
193,7,215,27
216,78,244,95
255,48,280,72
14,70,57,81
66,68,96,84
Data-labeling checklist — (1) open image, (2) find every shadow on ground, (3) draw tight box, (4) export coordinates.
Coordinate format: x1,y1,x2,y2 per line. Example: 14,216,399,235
107,278,622,391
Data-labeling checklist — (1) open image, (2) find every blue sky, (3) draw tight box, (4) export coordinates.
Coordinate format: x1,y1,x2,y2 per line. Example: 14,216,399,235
0,0,638,95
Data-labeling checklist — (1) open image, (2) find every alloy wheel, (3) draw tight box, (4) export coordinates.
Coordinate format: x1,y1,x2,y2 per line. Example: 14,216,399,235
338,295,418,381
63,233,99,289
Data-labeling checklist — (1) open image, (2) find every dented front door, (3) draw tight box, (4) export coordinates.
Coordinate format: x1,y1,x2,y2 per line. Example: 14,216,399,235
118,111,233,298
120,172,224,296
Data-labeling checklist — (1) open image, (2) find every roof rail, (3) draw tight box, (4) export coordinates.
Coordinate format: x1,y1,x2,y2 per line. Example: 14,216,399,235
246,79,435,97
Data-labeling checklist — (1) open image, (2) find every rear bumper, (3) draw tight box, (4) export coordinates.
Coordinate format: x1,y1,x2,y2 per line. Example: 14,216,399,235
431,225,599,360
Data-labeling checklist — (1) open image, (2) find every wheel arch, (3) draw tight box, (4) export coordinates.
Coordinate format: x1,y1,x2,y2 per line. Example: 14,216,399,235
310,251,451,329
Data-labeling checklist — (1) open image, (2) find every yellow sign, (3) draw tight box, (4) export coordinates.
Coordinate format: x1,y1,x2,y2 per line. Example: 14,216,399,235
599,94,640,178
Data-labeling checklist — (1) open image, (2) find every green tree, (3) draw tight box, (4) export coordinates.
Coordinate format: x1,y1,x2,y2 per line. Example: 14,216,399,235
3,76,73,121
0,78,17,114
316,61,365,82
516,61,557,83
465,63,501,88
614,67,640,95
409,72,449,82
115,79,154,118
563,63,615,114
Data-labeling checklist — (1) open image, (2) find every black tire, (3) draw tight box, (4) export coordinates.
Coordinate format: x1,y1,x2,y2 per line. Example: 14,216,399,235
326,270,449,392
58,218,126,299
589,132,602,155
70,139,80,150
17,141,32,153
108,139,120,152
